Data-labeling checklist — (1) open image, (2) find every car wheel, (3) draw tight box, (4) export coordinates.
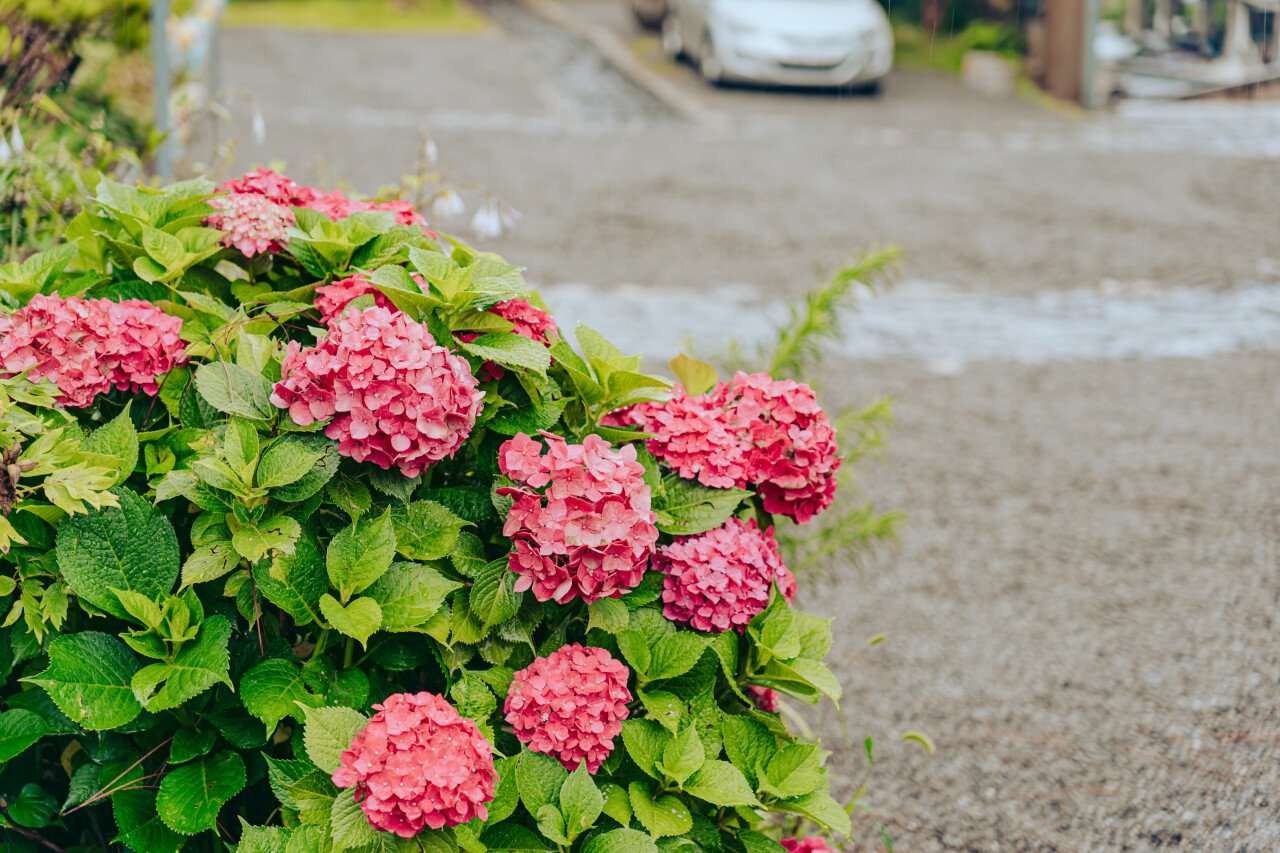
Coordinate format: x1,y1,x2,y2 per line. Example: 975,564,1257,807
661,16,683,59
843,78,883,96
698,33,723,85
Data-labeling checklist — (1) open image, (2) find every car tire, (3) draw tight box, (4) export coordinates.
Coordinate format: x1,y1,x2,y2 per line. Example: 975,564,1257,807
844,78,883,96
632,1,666,30
661,16,684,59
698,34,723,86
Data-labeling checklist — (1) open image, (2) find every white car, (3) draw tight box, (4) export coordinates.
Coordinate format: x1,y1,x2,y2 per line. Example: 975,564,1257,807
661,0,894,91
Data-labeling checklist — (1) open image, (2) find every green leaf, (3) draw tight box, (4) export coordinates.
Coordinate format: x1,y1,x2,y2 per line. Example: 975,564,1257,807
391,500,470,561
657,726,704,785
776,790,851,836
142,226,186,271
628,782,692,838
480,824,554,851
783,658,843,704
458,333,551,376
515,750,568,815
327,509,396,600
331,790,380,850
23,631,143,730
286,769,338,824
255,531,327,625
738,830,788,853
271,439,340,502
181,541,240,586
652,475,749,535
721,715,776,787
582,828,661,853
83,406,138,487
600,782,632,827
320,594,382,647
233,515,302,563
8,782,57,828
0,709,47,762
470,558,521,629
536,804,569,846
559,763,604,838
682,760,760,807
587,598,630,634
131,615,233,711
194,362,275,420
55,489,179,619
170,726,217,764
668,354,718,396
760,743,823,799
241,658,322,733
620,719,670,779
367,562,462,631
258,437,326,488
302,705,368,774
156,752,246,835
107,760,185,852
237,820,287,853
449,672,497,721
636,690,682,733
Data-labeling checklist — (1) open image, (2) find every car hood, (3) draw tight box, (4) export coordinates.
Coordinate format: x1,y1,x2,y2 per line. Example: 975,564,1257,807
713,0,887,36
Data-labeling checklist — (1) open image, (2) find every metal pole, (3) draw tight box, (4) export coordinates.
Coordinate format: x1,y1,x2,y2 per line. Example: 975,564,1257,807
152,0,174,181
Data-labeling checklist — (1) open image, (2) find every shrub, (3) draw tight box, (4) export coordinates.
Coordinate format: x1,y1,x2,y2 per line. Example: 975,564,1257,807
0,172,869,852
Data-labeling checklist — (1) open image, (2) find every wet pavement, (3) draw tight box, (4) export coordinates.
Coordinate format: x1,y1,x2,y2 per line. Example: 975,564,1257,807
214,5,1280,850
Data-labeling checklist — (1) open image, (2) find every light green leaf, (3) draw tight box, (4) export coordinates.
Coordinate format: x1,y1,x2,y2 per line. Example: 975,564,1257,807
599,782,632,827
682,760,760,807
366,562,461,631
194,362,275,420
55,489,179,619
515,750,568,815
83,406,138,487
233,515,301,563
258,437,326,489
620,719,670,779
254,532,327,625
302,705,368,774
23,632,143,730
668,354,718,396
319,594,382,647
181,541,240,586
582,828,661,853
776,790,852,836
241,659,322,733
657,726,704,785
458,332,551,376
587,598,630,634
0,709,48,762
637,690,682,733
330,790,380,850
536,804,569,846
156,752,247,835
652,475,750,535
142,226,185,271
559,763,604,838
627,782,693,838
391,500,469,561
131,615,232,711
760,743,823,799
469,558,521,629
721,715,776,787
327,509,396,600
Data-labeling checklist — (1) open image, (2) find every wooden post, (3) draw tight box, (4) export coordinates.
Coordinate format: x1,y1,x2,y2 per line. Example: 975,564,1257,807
152,0,174,180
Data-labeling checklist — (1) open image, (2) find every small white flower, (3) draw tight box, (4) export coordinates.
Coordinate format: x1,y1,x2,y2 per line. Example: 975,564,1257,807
471,200,503,240
9,124,23,157
422,134,440,166
431,189,465,220
251,111,267,145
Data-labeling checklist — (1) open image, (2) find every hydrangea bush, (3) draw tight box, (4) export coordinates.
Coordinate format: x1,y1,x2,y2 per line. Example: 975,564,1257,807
0,172,875,852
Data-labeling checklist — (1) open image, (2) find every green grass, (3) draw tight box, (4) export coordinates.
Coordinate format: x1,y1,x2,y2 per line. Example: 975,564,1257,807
891,20,1021,75
223,0,489,33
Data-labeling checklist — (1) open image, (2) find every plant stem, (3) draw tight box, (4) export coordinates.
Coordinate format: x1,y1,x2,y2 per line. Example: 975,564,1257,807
343,636,355,668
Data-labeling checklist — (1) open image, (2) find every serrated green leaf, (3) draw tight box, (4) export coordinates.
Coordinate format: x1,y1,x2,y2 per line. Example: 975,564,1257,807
668,354,718,396
559,763,604,839
637,689,682,733
761,742,823,799
470,558,521,629
258,437,326,489
328,509,396,600
480,823,553,851
775,790,851,836
255,531,327,625
195,361,275,420
515,750,568,815
233,515,301,563
582,828,661,853
391,499,469,561
302,705,368,774
620,718,670,779
83,406,138,487
682,760,759,807
55,489,179,619
241,658,322,732
587,598,630,634
652,475,749,536
320,594,382,647
458,332,551,376
721,715,776,787
0,709,47,762
131,615,232,711
331,790,380,850
657,726,704,785
181,541,240,586
23,631,142,730
156,752,247,835
628,782,692,838
367,561,461,631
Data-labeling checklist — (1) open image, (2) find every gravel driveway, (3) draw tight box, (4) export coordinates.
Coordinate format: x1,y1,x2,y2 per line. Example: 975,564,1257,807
215,10,1280,849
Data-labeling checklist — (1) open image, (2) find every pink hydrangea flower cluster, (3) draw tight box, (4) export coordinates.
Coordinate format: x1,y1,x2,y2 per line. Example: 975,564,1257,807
747,685,779,713
461,298,560,381
503,644,632,772
270,306,483,477
781,838,836,853
619,372,841,524
655,518,796,633
499,432,658,605
332,692,496,836
0,294,186,408
219,168,428,228
313,273,397,325
204,193,296,257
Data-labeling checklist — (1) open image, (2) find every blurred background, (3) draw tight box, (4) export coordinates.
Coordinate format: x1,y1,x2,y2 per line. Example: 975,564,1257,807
3,0,1278,848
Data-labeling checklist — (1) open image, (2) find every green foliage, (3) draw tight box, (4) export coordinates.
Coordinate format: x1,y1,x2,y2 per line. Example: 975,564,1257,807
0,178,880,852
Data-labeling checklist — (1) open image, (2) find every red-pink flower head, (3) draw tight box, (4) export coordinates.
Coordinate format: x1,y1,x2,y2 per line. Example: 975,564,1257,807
332,692,496,836
461,299,560,382
271,306,483,477
504,644,632,772
0,294,186,408
781,838,836,853
499,432,657,605
313,273,397,325
205,193,296,257
221,168,317,206
656,518,793,633
747,686,779,713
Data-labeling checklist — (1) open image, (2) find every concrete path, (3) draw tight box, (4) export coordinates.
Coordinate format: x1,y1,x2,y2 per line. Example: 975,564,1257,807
213,7,1280,849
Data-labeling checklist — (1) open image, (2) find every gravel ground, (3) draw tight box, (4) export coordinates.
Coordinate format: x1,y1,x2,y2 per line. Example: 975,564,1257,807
212,13,1280,850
